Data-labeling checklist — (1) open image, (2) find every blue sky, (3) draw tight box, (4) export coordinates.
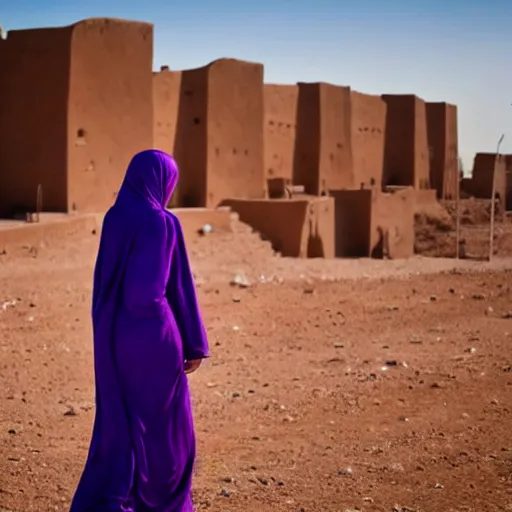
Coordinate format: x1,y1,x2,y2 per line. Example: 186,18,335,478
2,0,511,170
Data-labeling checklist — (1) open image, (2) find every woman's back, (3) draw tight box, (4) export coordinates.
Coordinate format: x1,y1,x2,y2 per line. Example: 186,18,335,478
70,150,209,512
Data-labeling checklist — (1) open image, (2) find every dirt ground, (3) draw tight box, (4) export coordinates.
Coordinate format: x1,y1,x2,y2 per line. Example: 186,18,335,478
415,198,512,260
1,224,512,512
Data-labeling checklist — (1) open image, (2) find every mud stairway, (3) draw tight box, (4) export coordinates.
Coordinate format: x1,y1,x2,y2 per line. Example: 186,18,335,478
186,211,279,284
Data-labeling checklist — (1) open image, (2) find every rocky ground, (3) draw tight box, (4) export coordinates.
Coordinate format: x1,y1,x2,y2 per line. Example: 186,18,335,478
1,222,512,512
414,198,512,260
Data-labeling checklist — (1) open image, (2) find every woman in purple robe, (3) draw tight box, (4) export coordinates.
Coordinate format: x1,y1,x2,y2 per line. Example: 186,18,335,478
70,150,209,512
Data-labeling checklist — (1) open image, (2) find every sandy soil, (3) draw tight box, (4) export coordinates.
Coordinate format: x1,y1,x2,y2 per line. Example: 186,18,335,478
1,227,512,512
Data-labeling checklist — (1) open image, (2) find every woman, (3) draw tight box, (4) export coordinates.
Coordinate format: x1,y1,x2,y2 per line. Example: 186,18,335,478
70,150,209,512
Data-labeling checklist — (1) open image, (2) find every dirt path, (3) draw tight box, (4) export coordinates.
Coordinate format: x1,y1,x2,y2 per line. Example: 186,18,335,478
0,232,511,512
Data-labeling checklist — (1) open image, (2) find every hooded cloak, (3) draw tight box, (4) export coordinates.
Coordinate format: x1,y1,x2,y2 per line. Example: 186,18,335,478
70,150,209,512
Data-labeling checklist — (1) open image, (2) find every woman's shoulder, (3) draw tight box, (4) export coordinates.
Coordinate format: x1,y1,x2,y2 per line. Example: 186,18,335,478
163,210,184,231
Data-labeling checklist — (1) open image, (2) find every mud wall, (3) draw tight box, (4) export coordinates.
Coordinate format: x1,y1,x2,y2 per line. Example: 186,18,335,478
264,84,298,182
371,189,414,259
461,177,473,197
153,69,183,207
172,207,232,244
222,197,335,258
505,155,512,211
319,84,353,192
67,19,153,212
350,92,386,190
300,197,335,258
0,26,72,216
472,153,507,203
444,103,458,199
413,188,437,207
174,67,208,207
331,188,414,258
153,69,182,155
294,83,353,195
382,95,430,189
206,59,265,207
293,83,320,194
331,190,372,257
426,102,458,199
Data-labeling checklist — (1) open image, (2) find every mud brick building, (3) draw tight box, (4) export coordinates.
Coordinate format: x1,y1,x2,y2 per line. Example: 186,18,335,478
426,102,459,199
382,94,430,190
0,18,153,216
350,91,386,190
471,153,507,205
331,188,414,259
154,58,265,208
263,84,298,182
292,83,353,195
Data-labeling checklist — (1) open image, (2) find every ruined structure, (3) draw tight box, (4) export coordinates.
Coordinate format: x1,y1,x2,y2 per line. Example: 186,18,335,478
0,18,153,216
331,189,414,259
382,95,430,190
293,83,353,195
350,91,386,190
223,196,335,258
153,67,182,159
505,155,512,211
471,153,507,206
153,58,265,208
263,84,298,182
0,16,463,261
153,68,183,207
426,102,458,199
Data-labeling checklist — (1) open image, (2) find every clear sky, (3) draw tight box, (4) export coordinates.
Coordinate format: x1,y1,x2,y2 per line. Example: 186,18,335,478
2,0,511,170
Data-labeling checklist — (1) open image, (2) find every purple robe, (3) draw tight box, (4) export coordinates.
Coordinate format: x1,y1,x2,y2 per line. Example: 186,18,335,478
70,150,209,512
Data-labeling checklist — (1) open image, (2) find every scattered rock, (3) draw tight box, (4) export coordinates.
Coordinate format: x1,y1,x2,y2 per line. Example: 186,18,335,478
337,467,353,477
198,224,213,235
63,406,77,417
387,462,405,472
230,273,250,288
393,506,418,512
1,299,17,311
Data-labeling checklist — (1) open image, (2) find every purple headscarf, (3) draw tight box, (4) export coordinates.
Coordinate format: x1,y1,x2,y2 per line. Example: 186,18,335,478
116,149,179,209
